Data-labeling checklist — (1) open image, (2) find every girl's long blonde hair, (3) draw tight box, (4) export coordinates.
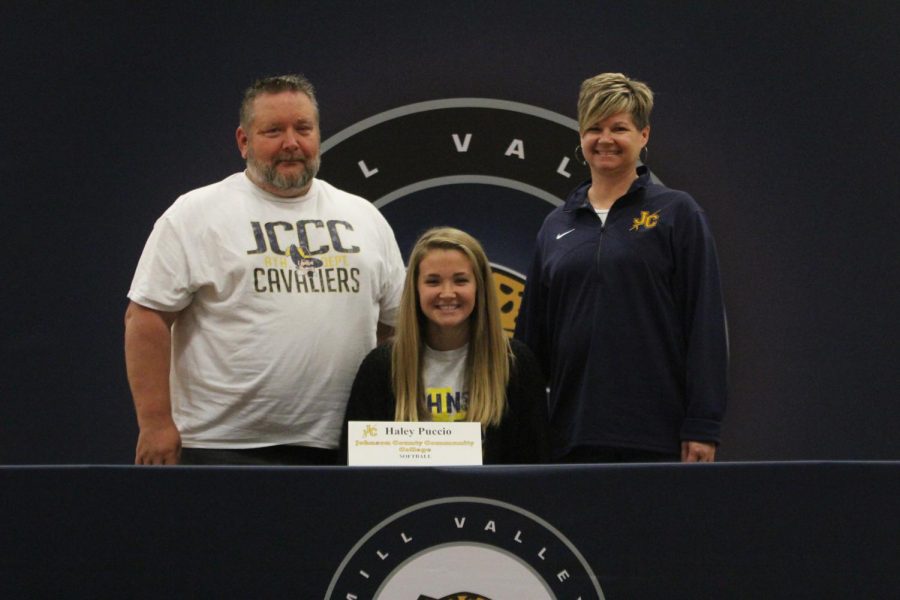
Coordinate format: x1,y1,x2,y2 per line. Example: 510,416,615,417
391,227,511,428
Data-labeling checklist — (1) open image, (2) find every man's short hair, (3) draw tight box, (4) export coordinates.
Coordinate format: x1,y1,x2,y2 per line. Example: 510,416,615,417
239,74,318,129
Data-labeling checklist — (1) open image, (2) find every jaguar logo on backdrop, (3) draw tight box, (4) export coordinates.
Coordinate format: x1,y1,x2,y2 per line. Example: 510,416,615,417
318,98,589,337
324,497,605,599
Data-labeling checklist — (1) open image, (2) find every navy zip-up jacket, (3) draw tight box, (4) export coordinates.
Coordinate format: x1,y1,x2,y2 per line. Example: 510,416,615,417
516,166,728,457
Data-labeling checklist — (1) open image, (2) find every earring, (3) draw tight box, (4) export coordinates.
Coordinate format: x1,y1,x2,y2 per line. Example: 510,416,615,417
640,145,649,164
574,144,586,166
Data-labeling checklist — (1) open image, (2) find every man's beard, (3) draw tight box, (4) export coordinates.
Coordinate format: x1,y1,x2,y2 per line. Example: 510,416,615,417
246,150,320,195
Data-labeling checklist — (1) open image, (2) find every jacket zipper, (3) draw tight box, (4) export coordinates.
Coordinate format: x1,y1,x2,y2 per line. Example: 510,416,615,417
596,217,605,273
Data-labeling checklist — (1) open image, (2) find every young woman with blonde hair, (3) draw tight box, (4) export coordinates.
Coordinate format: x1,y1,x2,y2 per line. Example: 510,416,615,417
340,227,548,464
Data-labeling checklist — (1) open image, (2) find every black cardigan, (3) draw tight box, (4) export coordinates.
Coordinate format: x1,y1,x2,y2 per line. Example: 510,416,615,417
339,339,550,464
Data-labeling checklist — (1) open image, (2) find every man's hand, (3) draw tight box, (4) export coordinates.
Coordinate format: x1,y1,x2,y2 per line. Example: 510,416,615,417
681,440,716,463
135,420,182,465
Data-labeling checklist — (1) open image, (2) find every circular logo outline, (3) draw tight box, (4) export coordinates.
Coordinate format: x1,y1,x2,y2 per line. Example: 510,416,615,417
319,98,588,337
319,97,587,208
325,495,605,599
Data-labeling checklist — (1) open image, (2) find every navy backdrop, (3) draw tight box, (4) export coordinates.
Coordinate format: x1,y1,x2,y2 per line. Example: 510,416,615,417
1,1,898,463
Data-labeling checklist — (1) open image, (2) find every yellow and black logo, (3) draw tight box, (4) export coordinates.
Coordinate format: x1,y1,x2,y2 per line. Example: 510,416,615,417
491,266,526,339
630,210,660,232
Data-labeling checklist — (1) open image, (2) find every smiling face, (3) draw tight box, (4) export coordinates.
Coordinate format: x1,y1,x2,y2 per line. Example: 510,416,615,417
236,90,320,197
417,248,477,349
580,111,649,177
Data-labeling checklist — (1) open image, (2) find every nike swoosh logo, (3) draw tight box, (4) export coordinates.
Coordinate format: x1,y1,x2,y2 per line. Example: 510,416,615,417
556,228,575,240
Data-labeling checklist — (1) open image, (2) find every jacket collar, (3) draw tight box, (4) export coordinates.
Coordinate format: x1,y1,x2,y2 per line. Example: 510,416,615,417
564,165,651,212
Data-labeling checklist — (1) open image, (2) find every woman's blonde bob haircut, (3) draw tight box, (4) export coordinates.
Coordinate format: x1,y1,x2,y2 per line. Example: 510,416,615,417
391,227,511,428
577,72,654,134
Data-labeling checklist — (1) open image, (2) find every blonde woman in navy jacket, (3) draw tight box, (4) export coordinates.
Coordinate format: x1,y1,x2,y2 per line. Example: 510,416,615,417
516,73,728,463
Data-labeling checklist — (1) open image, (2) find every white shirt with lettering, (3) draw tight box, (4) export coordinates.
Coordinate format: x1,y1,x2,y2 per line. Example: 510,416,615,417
422,344,469,422
128,174,406,449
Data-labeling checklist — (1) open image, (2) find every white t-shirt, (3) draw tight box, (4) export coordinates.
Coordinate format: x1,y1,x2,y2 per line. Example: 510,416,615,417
128,173,405,449
422,344,469,422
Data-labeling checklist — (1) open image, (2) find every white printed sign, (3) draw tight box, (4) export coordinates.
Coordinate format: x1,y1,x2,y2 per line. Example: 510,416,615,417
347,421,483,466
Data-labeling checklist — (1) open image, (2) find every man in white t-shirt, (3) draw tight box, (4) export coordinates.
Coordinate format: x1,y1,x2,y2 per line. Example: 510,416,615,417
124,75,405,465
